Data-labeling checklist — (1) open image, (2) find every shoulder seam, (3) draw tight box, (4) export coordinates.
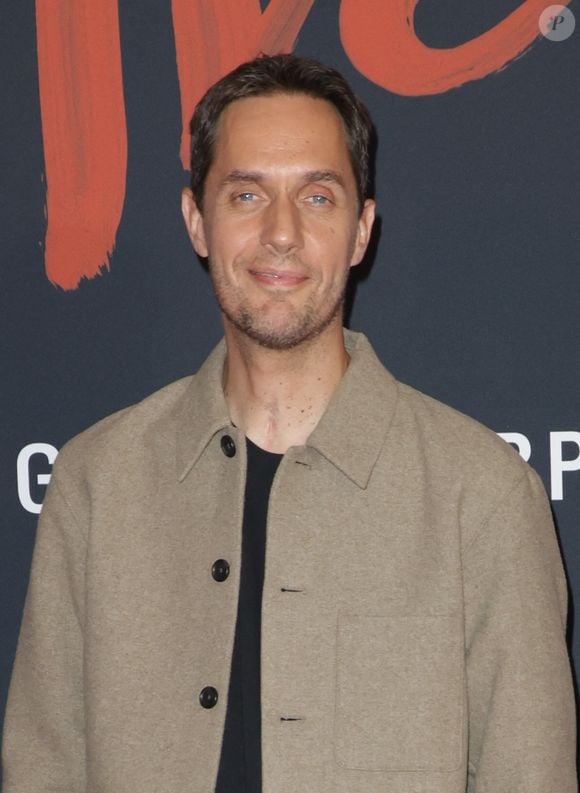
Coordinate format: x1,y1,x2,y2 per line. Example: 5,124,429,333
50,467,88,542
462,468,531,556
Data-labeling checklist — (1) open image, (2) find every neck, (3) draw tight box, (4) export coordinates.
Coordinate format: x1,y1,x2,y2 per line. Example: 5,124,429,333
222,321,349,454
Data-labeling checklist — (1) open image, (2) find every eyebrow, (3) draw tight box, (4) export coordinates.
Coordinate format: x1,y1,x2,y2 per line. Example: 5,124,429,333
303,170,346,189
221,170,264,185
220,169,346,189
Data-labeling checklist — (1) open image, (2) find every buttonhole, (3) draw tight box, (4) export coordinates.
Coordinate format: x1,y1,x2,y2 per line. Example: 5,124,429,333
294,460,310,467
280,716,304,722
280,587,305,593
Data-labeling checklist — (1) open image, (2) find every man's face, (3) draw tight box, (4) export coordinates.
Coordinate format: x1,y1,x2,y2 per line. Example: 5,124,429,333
182,92,375,349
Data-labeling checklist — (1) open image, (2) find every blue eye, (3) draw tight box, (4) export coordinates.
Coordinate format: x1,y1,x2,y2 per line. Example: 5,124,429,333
238,192,256,201
310,194,329,204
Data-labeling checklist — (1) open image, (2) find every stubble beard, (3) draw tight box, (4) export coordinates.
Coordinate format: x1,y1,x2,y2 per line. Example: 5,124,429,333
209,258,350,351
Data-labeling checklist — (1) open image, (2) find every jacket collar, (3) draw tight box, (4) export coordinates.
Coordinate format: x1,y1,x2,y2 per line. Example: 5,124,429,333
175,329,399,489
306,330,399,488
175,338,231,482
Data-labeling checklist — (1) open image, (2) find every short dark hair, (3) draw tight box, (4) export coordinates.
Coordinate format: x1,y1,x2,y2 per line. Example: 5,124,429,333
189,53,374,212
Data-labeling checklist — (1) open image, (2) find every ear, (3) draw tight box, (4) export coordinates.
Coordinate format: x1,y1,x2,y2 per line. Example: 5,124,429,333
181,187,209,258
350,199,376,268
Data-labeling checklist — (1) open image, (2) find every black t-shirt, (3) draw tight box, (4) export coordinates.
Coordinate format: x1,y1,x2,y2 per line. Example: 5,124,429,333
215,438,282,793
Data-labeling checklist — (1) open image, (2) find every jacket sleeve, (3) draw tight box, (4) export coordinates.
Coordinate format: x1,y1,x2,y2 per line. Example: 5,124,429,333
463,467,577,792
2,462,87,792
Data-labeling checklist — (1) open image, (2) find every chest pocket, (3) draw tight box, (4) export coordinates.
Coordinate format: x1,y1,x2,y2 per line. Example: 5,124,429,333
334,613,465,772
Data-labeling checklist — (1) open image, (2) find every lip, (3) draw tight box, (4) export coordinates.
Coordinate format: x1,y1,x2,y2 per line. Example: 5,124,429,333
248,269,309,287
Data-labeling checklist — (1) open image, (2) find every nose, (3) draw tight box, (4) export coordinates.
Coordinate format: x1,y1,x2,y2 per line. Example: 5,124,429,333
259,194,304,255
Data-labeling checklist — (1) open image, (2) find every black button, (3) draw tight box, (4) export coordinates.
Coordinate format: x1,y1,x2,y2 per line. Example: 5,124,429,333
220,435,236,457
199,686,219,709
211,559,230,582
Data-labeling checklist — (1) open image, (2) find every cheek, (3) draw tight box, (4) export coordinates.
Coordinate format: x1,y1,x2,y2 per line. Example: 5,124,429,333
310,228,356,272
207,226,254,269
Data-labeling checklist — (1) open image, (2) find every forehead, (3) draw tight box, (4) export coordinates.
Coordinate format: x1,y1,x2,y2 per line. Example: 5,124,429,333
211,93,352,175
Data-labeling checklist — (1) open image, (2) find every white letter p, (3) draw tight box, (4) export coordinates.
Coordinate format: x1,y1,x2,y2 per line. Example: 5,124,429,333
550,431,580,501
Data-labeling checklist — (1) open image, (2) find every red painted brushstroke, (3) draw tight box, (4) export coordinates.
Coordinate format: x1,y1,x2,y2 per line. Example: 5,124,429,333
339,0,573,95
36,0,127,289
172,0,316,171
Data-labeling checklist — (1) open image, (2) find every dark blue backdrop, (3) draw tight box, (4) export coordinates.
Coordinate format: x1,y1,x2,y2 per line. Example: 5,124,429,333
2,0,579,779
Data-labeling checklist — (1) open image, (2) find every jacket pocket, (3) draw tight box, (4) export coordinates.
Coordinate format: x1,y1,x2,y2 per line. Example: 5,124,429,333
334,613,464,772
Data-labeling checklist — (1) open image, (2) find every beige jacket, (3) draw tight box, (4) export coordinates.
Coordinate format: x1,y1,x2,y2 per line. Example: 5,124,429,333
3,330,576,792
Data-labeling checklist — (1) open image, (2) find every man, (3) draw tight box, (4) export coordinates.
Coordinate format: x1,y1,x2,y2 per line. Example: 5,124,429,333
3,54,576,792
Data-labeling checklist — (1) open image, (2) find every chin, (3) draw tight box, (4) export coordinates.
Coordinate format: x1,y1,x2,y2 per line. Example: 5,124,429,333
230,306,342,351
